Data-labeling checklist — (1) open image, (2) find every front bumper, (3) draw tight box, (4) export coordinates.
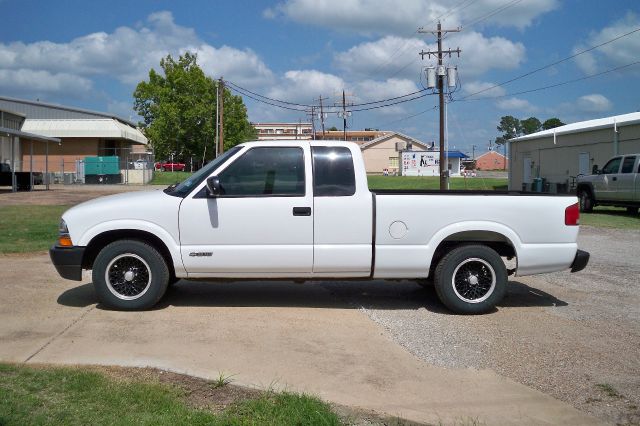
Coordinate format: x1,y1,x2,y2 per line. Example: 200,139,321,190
49,245,86,281
570,249,590,273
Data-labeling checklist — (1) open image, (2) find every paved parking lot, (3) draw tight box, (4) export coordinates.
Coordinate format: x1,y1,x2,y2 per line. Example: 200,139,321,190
0,252,601,425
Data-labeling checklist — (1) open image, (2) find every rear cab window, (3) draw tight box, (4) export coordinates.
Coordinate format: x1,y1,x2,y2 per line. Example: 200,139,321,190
621,156,637,173
312,146,356,197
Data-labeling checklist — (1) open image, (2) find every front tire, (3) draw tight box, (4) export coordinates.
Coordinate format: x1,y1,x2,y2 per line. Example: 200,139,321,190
92,240,170,310
578,189,594,213
434,245,507,314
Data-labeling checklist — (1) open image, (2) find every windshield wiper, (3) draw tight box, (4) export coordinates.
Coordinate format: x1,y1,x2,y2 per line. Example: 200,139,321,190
164,183,178,193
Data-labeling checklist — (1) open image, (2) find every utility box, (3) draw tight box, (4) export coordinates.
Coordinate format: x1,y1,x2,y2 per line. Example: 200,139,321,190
84,156,121,184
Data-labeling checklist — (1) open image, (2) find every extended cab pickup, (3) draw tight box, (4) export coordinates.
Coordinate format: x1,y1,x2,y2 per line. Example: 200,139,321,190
50,141,589,314
576,154,640,214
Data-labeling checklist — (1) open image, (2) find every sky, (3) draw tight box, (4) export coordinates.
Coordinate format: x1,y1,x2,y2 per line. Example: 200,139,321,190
1,0,639,155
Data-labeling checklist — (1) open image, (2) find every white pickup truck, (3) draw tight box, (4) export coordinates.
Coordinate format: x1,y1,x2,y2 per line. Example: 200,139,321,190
50,141,589,314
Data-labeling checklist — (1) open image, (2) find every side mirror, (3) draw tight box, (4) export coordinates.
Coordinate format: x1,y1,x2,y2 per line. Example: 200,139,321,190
591,165,599,175
206,176,222,197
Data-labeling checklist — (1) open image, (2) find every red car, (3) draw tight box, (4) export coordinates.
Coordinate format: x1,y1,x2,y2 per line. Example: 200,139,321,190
155,161,186,172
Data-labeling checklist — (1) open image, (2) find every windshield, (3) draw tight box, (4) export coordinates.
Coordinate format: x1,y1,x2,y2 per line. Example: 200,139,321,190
167,146,243,197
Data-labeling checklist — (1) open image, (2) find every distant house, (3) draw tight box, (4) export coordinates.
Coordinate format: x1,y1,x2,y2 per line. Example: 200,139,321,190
475,150,508,171
253,122,313,140
359,132,431,174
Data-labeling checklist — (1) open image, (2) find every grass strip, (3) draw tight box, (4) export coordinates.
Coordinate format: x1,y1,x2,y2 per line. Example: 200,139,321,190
0,363,342,426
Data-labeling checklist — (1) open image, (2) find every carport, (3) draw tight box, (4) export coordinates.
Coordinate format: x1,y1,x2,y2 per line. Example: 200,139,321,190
0,126,60,192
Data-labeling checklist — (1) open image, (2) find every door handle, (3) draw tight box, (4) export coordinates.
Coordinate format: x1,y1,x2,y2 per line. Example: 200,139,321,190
292,207,311,216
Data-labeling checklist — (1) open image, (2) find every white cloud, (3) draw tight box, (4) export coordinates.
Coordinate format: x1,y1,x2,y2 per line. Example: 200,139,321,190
576,94,612,113
573,12,640,74
463,81,507,97
267,70,346,104
334,32,525,81
496,97,537,112
0,69,93,97
266,0,558,34
0,11,273,98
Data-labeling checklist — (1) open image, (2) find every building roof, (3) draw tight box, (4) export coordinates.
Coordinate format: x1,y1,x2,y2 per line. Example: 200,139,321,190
0,95,137,127
475,150,506,159
22,119,147,145
0,126,61,143
511,111,640,142
445,151,468,159
360,131,428,150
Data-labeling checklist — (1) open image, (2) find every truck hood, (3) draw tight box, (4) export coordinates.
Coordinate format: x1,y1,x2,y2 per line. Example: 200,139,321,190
62,189,183,244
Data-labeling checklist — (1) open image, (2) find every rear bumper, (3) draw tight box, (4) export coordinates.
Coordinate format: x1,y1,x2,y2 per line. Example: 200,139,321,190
570,249,590,273
49,245,86,281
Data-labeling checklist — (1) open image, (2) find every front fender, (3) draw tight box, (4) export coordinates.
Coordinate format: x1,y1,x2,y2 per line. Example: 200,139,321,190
74,219,185,275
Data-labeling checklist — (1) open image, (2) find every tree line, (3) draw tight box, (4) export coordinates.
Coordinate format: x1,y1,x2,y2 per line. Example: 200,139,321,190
494,116,565,145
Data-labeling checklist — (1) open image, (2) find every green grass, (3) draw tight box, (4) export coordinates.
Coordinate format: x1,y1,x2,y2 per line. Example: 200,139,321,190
0,363,342,426
149,171,193,185
367,175,508,191
0,205,68,253
581,206,640,230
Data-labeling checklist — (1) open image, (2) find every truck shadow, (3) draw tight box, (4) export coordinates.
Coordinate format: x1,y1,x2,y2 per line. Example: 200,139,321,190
57,279,567,313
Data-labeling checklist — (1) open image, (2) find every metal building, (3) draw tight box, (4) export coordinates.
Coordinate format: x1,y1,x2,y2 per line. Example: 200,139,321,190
0,96,148,183
508,112,640,192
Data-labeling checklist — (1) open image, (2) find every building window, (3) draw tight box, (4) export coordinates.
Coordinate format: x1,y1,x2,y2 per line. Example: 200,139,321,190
389,157,399,168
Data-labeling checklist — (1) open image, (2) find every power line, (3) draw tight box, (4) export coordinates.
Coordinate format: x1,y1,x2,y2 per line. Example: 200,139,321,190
379,105,439,127
460,0,523,30
226,80,314,108
226,84,308,112
228,79,429,109
454,60,640,102
350,92,432,112
460,25,640,100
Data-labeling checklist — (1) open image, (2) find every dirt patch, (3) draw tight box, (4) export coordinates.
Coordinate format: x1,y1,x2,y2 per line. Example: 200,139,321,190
0,185,160,207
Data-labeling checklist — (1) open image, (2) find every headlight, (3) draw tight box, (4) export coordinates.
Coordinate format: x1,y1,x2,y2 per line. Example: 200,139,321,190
57,219,73,247
59,219,69,235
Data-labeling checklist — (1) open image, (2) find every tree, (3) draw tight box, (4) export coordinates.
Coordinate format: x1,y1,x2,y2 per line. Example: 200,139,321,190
328,126,338,131
521,117,542,135
133,52,256,160
495,115,521,145
542,118,565,130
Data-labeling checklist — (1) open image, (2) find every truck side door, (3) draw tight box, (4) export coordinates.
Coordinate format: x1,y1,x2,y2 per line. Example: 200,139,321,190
595,156,622,201
178,146,314,275
311,145,372,276
615,155,637,202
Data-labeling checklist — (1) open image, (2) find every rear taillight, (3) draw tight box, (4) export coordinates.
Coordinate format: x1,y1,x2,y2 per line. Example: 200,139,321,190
565,202,580,226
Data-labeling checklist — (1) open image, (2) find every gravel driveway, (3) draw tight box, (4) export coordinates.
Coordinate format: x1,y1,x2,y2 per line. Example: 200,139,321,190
321,226,640,425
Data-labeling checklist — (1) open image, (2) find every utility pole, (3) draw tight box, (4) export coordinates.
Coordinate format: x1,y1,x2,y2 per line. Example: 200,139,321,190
307,106,317,140
419,21,460,190
317,95,328,137
218,77,225,155
472,144,476,160
335,90,353,141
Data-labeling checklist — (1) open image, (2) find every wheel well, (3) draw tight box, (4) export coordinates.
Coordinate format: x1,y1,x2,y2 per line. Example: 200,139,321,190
576,184,593,197
82,230,175,277
430,231,516,272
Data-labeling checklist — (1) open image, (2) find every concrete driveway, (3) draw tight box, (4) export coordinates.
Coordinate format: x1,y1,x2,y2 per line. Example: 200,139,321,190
0,253,601,425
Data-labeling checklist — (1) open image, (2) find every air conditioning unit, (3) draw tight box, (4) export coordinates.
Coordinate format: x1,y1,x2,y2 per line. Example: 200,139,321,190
395,142,407,151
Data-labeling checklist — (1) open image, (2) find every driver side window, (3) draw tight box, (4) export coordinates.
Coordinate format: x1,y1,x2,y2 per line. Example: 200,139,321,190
601,157,622,175
218,147,305,197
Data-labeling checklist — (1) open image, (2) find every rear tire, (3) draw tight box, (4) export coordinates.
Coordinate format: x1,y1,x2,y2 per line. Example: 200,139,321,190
92,240,170,310
434,245,507,315
578,189,594,213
